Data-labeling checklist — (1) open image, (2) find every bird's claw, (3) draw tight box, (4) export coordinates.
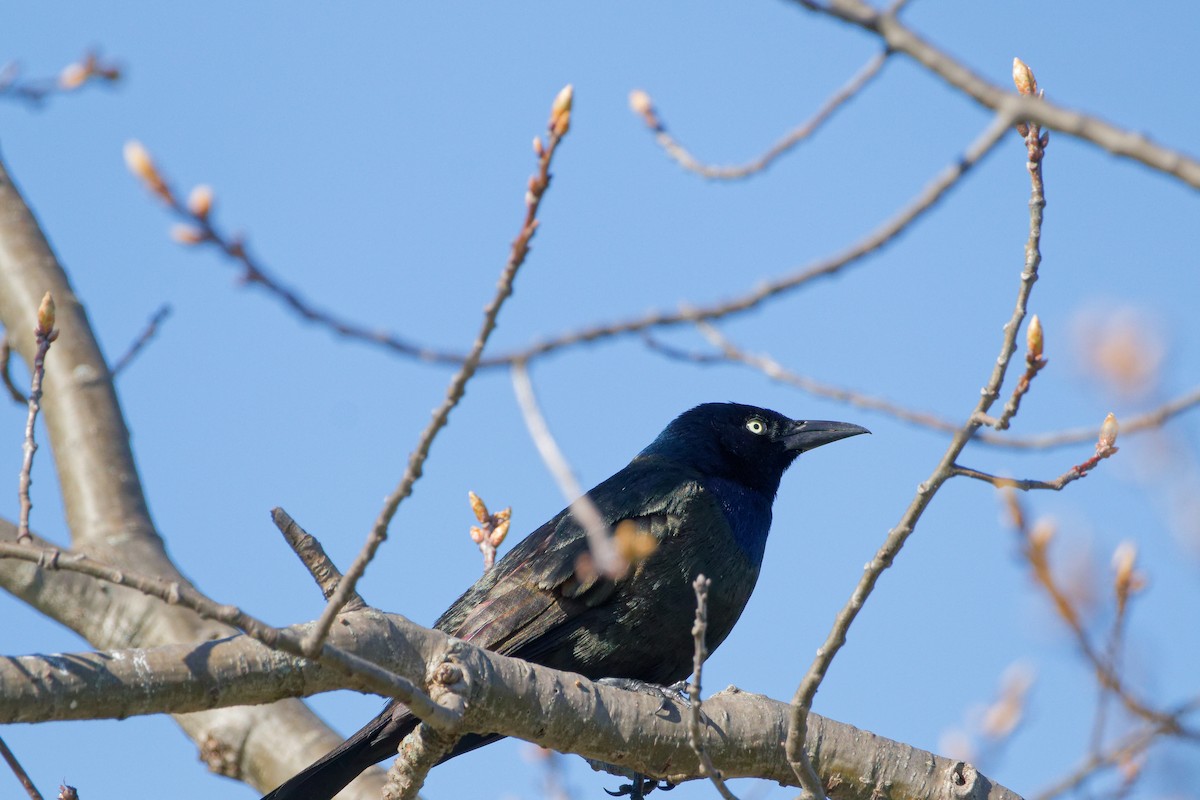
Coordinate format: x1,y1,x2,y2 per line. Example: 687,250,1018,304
595,677,692,711
604,777,676,798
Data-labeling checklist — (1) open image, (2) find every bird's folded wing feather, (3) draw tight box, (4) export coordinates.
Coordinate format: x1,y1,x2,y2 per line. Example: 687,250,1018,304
435,466,694,657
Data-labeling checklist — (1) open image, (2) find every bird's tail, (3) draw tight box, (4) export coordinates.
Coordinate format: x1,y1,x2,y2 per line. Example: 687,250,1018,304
261,704,416,800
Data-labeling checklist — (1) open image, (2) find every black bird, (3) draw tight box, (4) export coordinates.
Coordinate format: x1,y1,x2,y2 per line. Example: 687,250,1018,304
263,403,867,799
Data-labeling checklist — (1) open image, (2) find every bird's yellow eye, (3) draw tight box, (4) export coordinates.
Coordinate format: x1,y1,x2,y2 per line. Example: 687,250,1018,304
745,418,766,435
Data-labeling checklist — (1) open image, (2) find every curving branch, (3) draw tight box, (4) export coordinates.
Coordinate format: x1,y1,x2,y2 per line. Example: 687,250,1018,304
629,50,888,180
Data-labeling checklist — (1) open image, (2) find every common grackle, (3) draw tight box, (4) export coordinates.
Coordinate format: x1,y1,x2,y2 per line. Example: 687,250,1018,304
262,403,867,799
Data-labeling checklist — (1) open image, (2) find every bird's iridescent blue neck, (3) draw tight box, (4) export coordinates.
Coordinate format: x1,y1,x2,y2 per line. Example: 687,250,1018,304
702,477,773,564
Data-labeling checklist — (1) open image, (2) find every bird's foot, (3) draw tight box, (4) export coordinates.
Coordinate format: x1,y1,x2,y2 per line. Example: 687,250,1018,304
595,677,691,710
604,776,676,799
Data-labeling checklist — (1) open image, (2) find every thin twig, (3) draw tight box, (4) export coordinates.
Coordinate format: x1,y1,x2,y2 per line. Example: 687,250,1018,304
0,735,44,800
631,50,888,180
17,293,57,545
951,440,1117,491
510,360,623,577
271,507,363,608
110,304,171,377
0,334,26,403
301,86,575,656
688,575,738,800
785,100,1047,795
985,389,1200,448
988,315,1047,430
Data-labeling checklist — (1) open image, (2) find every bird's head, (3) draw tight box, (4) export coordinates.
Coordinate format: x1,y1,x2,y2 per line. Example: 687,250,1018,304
639,402,869,497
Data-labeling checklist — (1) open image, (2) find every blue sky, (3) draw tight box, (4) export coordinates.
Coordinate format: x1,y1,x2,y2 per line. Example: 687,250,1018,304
2,3,1198,799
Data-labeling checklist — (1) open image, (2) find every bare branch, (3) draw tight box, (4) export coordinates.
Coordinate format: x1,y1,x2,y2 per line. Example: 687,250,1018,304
271,507,362,608
16,292,57,545
0,604,1026,800
302,85,575,656
688,575,738,800
630,50,888,180
792,0,1200,189
0,735,43,800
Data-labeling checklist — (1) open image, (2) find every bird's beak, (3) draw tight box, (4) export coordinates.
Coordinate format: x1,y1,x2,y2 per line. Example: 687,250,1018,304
780,419,870,453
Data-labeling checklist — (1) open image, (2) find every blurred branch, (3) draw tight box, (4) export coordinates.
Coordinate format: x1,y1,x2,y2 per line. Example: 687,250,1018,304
301,85,575,656
511,360,623,577
1034,698,1200,800
0,51,120,108
791,0,1200,189
1003,494,1187,736
109,304,171,378
629,49,888,180
0,334,26,403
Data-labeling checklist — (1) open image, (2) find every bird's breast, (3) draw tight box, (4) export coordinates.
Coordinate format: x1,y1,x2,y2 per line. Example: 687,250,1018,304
700,477,774,565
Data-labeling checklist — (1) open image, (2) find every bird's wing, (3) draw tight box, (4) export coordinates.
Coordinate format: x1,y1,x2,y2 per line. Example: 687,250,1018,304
434,461,694,657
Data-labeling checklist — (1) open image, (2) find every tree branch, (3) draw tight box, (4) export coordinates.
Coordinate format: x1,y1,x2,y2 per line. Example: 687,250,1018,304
630,49,888,180
792,0,1200,189
0,605,1026,800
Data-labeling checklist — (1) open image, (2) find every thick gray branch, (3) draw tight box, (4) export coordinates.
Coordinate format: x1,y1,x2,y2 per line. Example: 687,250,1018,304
0,606,1023,800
